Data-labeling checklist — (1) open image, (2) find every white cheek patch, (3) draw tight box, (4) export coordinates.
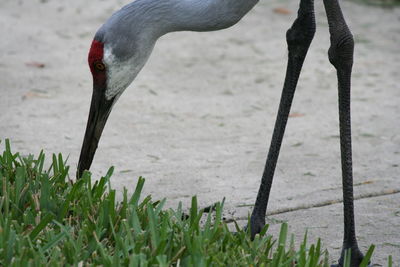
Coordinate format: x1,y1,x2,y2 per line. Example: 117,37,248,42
103,47,146,100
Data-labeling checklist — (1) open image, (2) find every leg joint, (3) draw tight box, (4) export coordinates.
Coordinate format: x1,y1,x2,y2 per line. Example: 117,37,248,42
286,11,316,59
328,28,354,69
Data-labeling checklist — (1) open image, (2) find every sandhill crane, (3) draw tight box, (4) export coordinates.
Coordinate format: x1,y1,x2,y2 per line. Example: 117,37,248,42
77,0,365,265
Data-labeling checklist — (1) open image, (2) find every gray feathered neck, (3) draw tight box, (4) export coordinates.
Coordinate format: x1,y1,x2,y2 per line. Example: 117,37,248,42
95,0,258,60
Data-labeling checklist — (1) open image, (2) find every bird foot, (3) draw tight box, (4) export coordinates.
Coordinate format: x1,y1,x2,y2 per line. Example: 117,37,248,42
331,247,369,267
246,214,265,240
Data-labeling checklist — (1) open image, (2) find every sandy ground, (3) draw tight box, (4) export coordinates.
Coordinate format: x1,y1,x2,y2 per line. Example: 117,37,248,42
1,0,399,264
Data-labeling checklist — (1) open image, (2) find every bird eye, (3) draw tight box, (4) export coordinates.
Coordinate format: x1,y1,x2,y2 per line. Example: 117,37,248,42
94,62,105,71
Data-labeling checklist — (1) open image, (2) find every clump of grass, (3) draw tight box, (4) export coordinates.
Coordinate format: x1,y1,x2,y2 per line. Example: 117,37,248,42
0,139,377,266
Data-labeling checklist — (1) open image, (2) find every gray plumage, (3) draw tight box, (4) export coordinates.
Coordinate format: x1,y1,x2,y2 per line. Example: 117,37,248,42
96,0,259,61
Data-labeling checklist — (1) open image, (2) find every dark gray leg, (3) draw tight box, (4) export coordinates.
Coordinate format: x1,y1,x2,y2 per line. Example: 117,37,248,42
249,0,315,237
323,0,365,266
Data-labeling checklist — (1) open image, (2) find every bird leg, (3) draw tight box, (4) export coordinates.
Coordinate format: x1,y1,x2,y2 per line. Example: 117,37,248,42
249,0,315,238
323,0,365,266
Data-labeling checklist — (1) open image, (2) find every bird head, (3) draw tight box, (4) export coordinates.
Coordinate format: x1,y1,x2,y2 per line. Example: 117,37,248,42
77,33,153,178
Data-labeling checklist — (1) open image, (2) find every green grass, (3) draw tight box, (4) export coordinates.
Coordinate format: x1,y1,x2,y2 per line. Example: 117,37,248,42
0,139,380,266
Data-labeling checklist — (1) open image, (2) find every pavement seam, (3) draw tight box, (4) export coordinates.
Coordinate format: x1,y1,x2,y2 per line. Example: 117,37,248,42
229,189,400,223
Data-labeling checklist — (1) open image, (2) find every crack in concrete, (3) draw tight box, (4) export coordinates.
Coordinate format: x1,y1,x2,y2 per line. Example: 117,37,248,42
229,189,400,223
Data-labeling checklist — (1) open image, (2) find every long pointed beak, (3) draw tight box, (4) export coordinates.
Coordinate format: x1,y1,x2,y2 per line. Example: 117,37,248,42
77,86,115,178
